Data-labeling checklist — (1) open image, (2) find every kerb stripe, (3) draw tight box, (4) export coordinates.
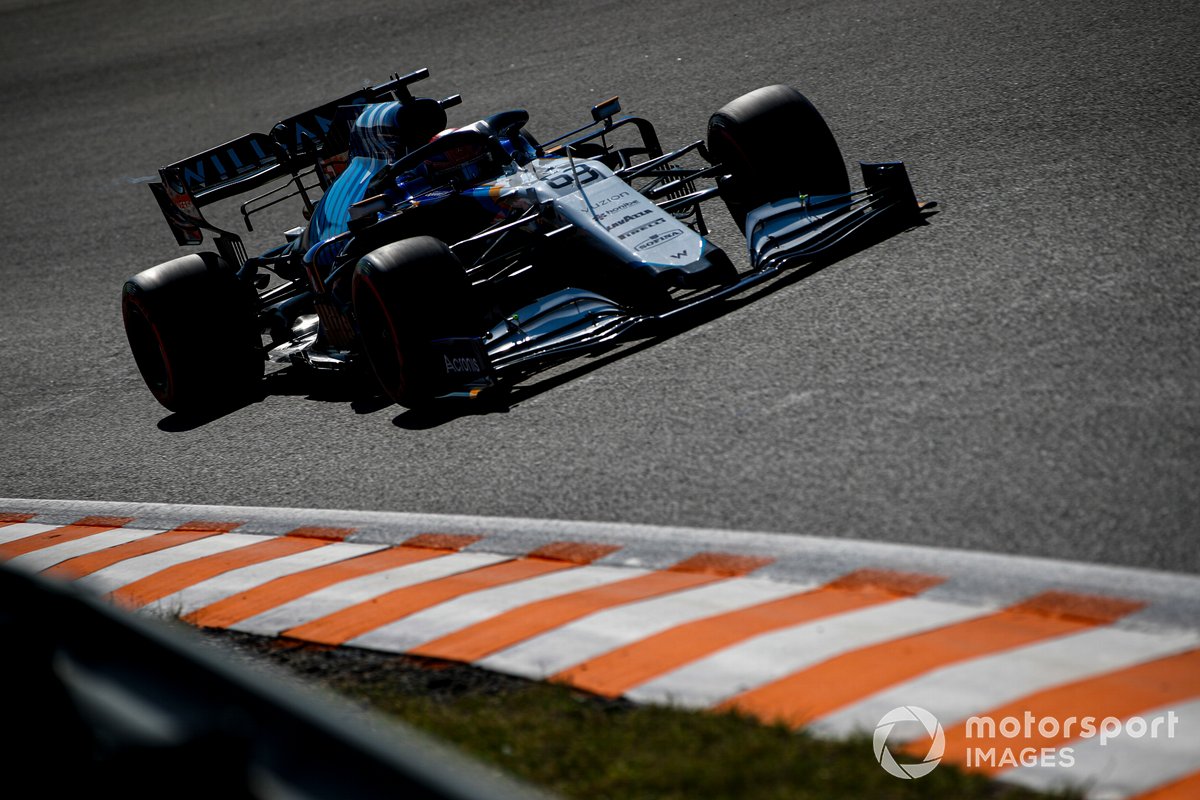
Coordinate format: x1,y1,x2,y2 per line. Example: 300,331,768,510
625,597,988,709
10,527,166,572
812,625,1200,740
1132,771,1200,800
409,551,773,663
145,542,387,617
472,579,801,681
719,590,1145,726
184,534,480,630
349,564,647,655
284,541,617,646
0,516,134,558
44,521,242,580
993,697,1200,797
284,526,355,542
555,569,943,698
0,523,59,545
109,535,332,610
932,647,1200,774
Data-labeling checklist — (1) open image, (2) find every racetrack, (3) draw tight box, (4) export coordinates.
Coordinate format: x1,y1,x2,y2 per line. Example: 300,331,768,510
1,0,1197,573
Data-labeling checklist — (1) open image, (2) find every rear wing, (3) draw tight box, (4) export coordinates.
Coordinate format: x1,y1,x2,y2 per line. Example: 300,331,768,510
150,67,451,248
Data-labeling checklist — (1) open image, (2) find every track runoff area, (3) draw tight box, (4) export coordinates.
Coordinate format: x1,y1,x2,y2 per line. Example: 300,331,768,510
3,498,1198,798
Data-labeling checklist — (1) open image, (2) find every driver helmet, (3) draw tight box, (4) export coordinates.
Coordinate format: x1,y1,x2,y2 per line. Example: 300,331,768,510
423,129,494,184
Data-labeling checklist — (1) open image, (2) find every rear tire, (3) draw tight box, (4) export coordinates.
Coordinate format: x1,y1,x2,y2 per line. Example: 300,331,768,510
707,85,850,228
122,252,263,413
352,237,481,408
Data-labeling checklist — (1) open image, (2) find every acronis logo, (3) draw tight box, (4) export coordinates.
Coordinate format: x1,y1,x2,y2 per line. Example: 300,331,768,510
444,355,482,374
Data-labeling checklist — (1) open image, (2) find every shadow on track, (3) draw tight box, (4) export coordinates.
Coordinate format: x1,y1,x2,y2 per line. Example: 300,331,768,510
154,365,393,431
156,395,266,432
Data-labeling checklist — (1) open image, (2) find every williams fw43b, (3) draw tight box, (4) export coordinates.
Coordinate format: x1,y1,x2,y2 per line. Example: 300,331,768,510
122,67,933,412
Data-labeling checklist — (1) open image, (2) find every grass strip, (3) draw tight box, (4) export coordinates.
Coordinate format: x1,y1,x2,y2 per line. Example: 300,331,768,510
206,630,1076,800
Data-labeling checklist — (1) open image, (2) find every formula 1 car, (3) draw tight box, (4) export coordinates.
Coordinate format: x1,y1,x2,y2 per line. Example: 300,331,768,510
122,68,931,412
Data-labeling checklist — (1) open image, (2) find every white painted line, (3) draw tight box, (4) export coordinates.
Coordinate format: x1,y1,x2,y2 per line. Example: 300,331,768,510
476,577,809,680
813,626,1200,739
77,533,268,594
349,564,647,653
625,597,990,709
143,542,390,617
7,527,167,572
0,522,62,545
997,698,1200,799
231,552,511,637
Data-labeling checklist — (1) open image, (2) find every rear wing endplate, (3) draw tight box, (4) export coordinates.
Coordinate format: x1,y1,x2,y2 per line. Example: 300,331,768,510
150,68,435,247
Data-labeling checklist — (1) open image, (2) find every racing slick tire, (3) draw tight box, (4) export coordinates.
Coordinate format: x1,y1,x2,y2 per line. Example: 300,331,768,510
122,252,263,413
707,85,850,228
352,237,483,409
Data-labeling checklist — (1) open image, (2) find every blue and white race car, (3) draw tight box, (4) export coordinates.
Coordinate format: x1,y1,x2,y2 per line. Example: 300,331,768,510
122,68,930,412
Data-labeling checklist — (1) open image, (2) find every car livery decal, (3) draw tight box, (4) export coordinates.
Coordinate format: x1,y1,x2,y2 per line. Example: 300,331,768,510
527,160,706,269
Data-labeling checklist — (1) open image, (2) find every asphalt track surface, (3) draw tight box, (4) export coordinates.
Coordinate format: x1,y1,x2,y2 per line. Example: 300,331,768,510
1,0,1197,574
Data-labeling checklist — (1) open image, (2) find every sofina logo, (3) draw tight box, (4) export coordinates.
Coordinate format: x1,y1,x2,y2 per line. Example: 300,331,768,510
874,706,945,779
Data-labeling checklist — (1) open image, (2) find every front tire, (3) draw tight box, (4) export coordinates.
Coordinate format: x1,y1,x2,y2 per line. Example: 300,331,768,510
707,85,850,228
122,252,263,413
352,237,482,408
